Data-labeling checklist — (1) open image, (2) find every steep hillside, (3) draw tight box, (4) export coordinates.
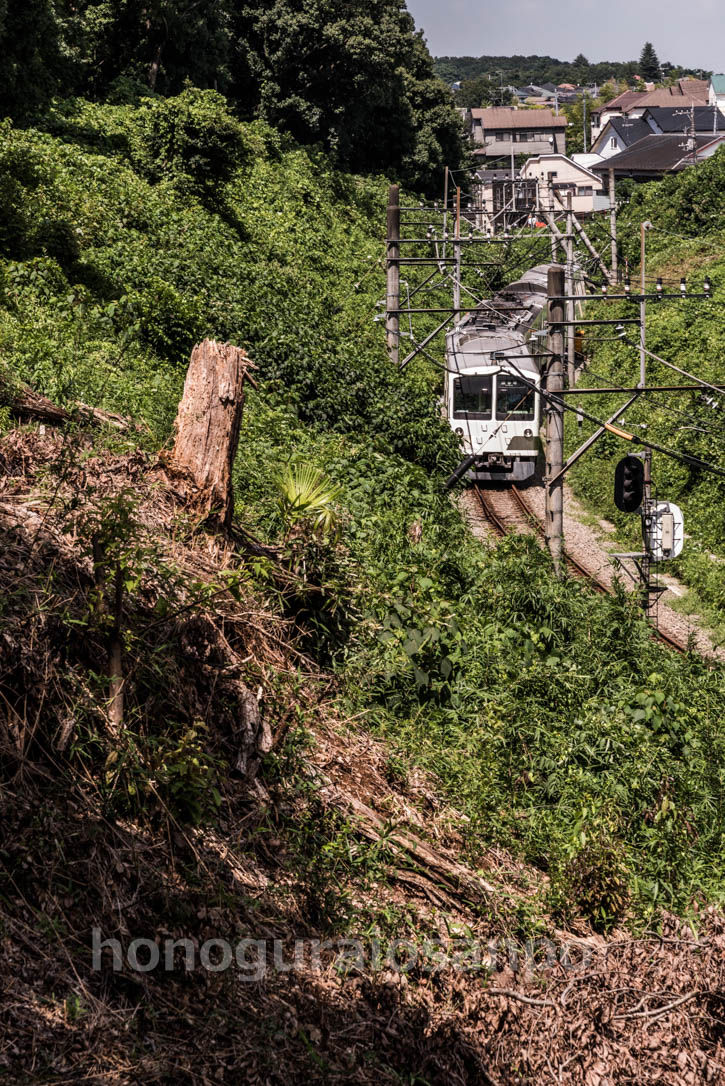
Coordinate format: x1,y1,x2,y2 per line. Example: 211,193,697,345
2,94,725,1082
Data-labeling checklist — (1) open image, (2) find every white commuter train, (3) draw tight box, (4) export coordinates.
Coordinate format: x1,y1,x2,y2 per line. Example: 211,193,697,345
444,265,553,484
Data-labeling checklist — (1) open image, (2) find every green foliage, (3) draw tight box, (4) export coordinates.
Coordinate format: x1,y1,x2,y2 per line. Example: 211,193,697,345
568,152,725,622
0,0,64,120
639,41,661,82
129,88,252,198
104,722,223,823
563,85,616,155
453,76,514,109
0,0,463,192
3,96,725,934
0,101,458,467
276,463,341,541
434,53,642,90
228,0,465,190
61,0,233,99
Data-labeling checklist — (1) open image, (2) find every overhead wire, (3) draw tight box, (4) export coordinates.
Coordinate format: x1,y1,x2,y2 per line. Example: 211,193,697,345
499,353,725,480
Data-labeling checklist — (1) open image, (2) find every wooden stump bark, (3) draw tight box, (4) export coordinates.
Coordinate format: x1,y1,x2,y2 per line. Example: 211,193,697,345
168,339,253,526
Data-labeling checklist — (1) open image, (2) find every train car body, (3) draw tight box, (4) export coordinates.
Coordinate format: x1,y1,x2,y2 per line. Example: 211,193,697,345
444,265,552,483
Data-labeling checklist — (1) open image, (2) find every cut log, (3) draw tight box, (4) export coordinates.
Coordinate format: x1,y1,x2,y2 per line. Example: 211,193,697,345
2,381,132,430
167,339,253,527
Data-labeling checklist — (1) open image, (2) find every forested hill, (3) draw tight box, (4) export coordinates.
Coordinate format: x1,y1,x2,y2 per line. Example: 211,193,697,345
0,0,465,191
433,52,699,88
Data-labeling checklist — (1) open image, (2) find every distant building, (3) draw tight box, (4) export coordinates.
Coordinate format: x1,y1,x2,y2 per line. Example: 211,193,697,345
591,106,725,160
470,107,567,160
591,116,653,160
644,105,725,134
590,132,725,181
590,79,709,140
709,75,725,108
520,155,609,215
696,133,725,161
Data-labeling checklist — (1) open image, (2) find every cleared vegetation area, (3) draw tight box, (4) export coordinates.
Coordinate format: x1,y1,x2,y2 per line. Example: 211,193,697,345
2,95,725,1081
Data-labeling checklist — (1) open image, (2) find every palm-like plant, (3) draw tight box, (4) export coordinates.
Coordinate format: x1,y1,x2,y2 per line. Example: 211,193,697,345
276,463,341,541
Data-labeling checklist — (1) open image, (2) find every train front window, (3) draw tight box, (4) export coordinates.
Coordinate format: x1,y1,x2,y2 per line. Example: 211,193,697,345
452,375,493,420
495,374,535,421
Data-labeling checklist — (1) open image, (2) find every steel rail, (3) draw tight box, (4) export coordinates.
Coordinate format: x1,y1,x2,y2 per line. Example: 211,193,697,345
471,484,687,654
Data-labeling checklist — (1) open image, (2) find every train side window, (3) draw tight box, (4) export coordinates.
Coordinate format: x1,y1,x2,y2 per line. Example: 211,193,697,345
495,374,536,420
452,375,493,420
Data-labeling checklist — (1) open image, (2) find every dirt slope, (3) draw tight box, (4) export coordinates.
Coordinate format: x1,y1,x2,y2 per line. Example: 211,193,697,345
1,427,725,1085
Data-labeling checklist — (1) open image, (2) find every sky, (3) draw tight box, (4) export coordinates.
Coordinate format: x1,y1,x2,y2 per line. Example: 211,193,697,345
405,0,722,73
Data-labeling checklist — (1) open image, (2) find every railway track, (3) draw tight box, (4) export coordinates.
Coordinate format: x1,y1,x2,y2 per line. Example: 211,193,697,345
472,484,688,654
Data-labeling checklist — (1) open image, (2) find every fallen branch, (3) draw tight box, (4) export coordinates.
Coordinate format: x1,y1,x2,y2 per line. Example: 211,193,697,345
323,783,497,905
485,988,557,1009
5,382,133,431
613,991,698,1021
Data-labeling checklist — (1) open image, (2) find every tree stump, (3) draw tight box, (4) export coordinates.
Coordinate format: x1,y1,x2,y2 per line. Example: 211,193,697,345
168,339,253,526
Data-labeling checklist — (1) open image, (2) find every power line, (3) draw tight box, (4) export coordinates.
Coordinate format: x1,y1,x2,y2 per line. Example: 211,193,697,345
502,353,725,480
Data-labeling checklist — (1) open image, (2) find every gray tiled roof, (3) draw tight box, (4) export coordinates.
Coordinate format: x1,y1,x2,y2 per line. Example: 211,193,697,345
608,116,652,145
590,133,714,174
644,106,725,133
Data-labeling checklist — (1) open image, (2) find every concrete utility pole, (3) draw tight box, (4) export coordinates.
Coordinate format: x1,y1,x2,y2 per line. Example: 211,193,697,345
545,265,566,573
385,184,400,366
454,186,462,313
442,166,449,261
565,192,576,388
639,221,651,389
639,220,653,606
608,168,618,280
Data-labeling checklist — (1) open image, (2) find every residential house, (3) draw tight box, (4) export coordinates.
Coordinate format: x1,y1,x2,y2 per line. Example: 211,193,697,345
590,115,652,159
590,79,709,139
590,132,725,181
520,154,609,216
644,105,725,135
696,133,725,161
470,107,567,160
709,76,725,107
590,105,725,161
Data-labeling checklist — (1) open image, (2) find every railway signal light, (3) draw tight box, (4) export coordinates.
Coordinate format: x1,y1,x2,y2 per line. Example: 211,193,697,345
614,455,644,513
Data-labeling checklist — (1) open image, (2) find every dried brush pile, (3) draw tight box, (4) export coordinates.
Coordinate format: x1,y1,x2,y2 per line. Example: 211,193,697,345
0,423,285,795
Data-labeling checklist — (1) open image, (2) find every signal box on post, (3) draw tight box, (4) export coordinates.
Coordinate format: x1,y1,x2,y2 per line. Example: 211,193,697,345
614,455,644,513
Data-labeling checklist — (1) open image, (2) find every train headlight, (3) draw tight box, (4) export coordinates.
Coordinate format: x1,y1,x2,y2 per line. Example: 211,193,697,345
454,427,464,436
524,428,533,438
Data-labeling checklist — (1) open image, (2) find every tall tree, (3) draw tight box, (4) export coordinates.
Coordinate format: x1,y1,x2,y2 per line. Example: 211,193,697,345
572,53,590,83
227,0,465,190
0,0,65,119
59,0,234,98
639,42,661,82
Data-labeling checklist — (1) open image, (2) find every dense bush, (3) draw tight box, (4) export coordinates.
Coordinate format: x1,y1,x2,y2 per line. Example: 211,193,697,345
129,88,253,197
1,0,465,193
0,100,458,470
